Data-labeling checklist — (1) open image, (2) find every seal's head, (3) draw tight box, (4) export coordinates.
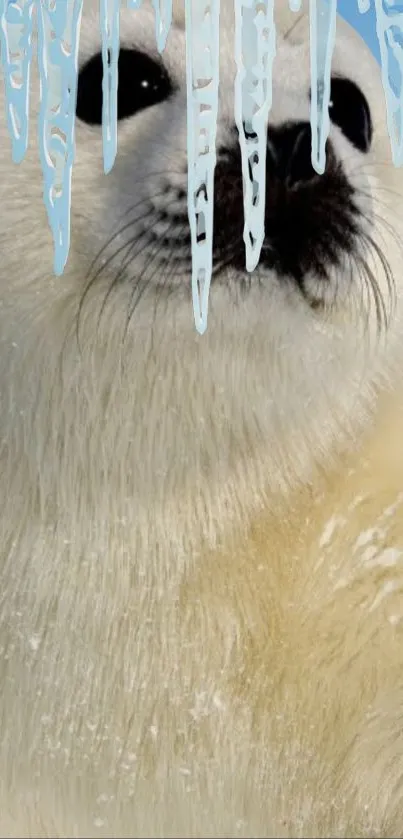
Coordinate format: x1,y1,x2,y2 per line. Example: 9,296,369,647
1,0,402,495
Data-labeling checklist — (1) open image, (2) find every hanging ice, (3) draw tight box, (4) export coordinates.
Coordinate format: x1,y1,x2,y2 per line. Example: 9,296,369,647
234,0,275,272
127,0,172,51
152,0,172,52
100,0,120,173
309,0,337,175
374,0,403,166
0,0,34,163
37,0,83,275
288,0,302,11
185,0,220,334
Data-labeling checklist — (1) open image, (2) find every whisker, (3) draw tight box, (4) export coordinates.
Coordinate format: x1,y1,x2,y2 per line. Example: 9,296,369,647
88,192,185,280
95,234,155,336
77,198,190,347
76,232,144,352
152,226,189,318
355,237,392,335
122,235,179,345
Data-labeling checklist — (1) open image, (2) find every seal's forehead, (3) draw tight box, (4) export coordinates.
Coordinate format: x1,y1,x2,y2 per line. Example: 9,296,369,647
79,0,185,70
170,0,304,34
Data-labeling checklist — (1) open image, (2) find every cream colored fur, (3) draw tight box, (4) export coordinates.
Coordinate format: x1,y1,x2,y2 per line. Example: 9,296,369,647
1,1,403,835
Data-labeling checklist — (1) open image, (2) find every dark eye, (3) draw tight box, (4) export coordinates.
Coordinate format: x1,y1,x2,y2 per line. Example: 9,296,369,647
328,77,372,153
76,47,174,125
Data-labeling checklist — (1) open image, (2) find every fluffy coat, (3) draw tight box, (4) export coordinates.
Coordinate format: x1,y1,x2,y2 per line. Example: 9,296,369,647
0,2,403,835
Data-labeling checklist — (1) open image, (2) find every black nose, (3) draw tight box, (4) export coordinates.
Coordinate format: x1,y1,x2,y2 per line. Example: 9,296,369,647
213,119,354,283
267,121,317,187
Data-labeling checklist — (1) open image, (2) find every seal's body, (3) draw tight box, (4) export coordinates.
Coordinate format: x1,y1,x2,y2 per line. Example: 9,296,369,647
1,3,403,835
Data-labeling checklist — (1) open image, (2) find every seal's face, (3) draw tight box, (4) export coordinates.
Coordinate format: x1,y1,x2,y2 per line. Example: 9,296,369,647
1,2,399,496
73,3,398,337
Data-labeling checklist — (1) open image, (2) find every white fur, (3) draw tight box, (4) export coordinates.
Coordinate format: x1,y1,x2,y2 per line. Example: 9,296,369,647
1,1,403,835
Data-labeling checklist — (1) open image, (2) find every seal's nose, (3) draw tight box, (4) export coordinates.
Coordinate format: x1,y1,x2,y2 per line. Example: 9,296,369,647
212,119,355,281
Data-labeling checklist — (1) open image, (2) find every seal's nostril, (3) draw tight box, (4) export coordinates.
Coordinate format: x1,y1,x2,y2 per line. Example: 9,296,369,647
267,122,318,186
286,124,317,186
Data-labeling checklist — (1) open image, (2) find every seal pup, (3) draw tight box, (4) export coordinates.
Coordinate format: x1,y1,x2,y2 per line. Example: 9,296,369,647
0,1,403,835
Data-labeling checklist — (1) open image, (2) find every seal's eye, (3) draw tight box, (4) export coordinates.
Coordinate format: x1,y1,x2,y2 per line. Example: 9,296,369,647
309,76,372,153
328,77,373,153
76,47,174,125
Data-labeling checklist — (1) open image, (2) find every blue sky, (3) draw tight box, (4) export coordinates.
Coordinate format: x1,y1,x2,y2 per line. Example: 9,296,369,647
337,0,380,63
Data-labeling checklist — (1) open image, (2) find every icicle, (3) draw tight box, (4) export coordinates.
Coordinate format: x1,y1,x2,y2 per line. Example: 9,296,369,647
100,0,120,174
0,0,34,163
153,0,172,53
309,0,337,175
36,0,83,275
357,0,370,13
127,0,172,50
185,0,220,335
374,0,403,166
288,0,301,11
234,0,275,273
